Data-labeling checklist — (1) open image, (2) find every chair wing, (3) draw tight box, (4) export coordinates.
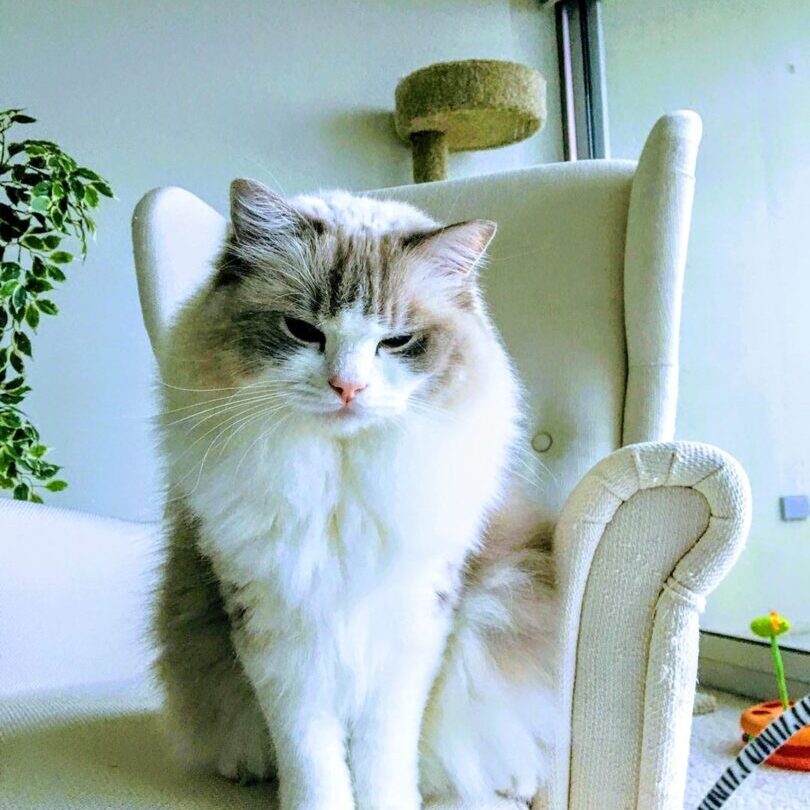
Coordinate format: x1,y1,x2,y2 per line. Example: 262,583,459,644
132,186,227,371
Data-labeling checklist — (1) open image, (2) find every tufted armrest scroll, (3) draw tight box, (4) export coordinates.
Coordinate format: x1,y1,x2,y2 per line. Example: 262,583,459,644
547,441,751,810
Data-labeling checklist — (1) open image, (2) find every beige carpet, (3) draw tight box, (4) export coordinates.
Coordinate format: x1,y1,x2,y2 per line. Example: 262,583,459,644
685,689,809,809
1,682,808,808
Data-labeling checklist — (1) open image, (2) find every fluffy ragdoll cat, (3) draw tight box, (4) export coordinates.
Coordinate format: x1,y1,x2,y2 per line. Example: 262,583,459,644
154,179,557,810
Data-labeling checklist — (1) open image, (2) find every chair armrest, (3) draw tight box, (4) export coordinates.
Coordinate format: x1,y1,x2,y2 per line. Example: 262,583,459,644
0,500,160,696
549,441,751,810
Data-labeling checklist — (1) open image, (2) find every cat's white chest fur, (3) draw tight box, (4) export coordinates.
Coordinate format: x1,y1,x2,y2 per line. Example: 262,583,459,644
176,404,510,714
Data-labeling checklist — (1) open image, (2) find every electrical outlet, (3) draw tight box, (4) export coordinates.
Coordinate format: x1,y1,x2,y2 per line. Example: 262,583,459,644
780,495,809,521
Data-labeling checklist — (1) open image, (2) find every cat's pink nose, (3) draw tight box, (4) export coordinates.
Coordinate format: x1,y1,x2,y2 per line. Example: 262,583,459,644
329,377,366,404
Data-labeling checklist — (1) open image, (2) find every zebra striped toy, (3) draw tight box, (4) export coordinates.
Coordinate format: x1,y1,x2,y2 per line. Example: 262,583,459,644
697,693,810,809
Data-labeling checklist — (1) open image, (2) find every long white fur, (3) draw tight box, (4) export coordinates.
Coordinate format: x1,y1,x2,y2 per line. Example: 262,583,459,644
160,190,555,810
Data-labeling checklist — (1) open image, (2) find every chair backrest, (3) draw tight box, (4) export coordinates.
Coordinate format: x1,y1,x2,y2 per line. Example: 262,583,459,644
132,111,701,515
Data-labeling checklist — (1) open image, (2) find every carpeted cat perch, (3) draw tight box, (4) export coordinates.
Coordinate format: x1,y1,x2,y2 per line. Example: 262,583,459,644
394,59,546,183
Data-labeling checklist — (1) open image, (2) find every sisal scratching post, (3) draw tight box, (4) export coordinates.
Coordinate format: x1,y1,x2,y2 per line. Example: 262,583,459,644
394,59,546,183
410,131,448,184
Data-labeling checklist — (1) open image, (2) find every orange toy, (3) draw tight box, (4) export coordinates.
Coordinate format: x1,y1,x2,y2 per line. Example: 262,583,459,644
741,700,810,771
739,610,810,771
700,696,810,808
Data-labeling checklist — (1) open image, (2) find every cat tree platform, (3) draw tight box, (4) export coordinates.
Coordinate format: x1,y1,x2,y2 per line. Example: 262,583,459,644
394,59,546,183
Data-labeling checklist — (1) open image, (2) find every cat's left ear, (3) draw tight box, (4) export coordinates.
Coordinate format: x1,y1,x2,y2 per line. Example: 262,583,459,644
404,220,497,276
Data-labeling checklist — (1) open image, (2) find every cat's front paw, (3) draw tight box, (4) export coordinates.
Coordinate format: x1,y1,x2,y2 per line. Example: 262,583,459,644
424,797,530,810
279,785,355,810
355,786,421,810
214,709,274,785
281,799,353,810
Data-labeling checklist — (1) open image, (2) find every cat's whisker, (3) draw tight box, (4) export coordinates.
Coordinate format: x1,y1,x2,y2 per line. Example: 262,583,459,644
488,246,546,264
161,397,275,430
177,401,288,501
408,397,452,422
241,154,290,198
185,402,283,446
509,468,543,491
215,403,290,459
166,400,284,482
517,443,560,487
158,380,254,393
156,386,283,416
157,375,304,415
233,411,292,483
158,374,303,394
167,404,275,439
162,391,291,429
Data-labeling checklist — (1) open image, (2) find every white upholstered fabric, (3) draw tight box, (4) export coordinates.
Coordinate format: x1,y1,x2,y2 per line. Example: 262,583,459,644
552,441,751,810
0,111,753,809
622,113,702,445
132,186,227,375
0,499,159,697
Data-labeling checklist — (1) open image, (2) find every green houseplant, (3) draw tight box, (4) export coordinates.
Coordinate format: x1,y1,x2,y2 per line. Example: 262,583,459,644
0,108,112,502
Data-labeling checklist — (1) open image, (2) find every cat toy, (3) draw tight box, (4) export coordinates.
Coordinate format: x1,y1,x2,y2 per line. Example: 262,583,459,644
697,611,810,808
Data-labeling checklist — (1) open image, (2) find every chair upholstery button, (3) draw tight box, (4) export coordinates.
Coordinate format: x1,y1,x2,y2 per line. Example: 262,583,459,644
532,430,553,453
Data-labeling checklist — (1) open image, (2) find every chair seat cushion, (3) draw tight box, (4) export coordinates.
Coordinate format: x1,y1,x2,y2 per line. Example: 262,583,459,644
0,680,274,809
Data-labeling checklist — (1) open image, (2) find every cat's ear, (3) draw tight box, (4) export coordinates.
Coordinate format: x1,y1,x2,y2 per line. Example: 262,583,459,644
229,178,301,244
404,220,497,277
218,179,315,285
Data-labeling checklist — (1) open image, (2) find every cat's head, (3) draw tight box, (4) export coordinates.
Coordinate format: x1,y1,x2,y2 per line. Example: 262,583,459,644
188,179,498,435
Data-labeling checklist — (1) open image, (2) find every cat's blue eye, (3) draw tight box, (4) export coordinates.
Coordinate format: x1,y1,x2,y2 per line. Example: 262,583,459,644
379,334,414,351
283,316,325,350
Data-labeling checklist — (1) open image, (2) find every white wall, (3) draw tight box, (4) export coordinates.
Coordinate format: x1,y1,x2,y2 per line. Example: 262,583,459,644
0,0,561,521
604,1,810,647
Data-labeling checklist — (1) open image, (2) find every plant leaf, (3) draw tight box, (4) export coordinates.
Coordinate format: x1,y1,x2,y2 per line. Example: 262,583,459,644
20,234,44,250
84,185,99,207
26,277,53,293
11,285,26,312
14,331,32,357
74,167,101,181
92,180,113,198
25,306,40,329
37,299,58,316
1,280,18,297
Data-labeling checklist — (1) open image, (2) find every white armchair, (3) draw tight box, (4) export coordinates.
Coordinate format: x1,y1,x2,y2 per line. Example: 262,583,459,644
0,111,751,810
